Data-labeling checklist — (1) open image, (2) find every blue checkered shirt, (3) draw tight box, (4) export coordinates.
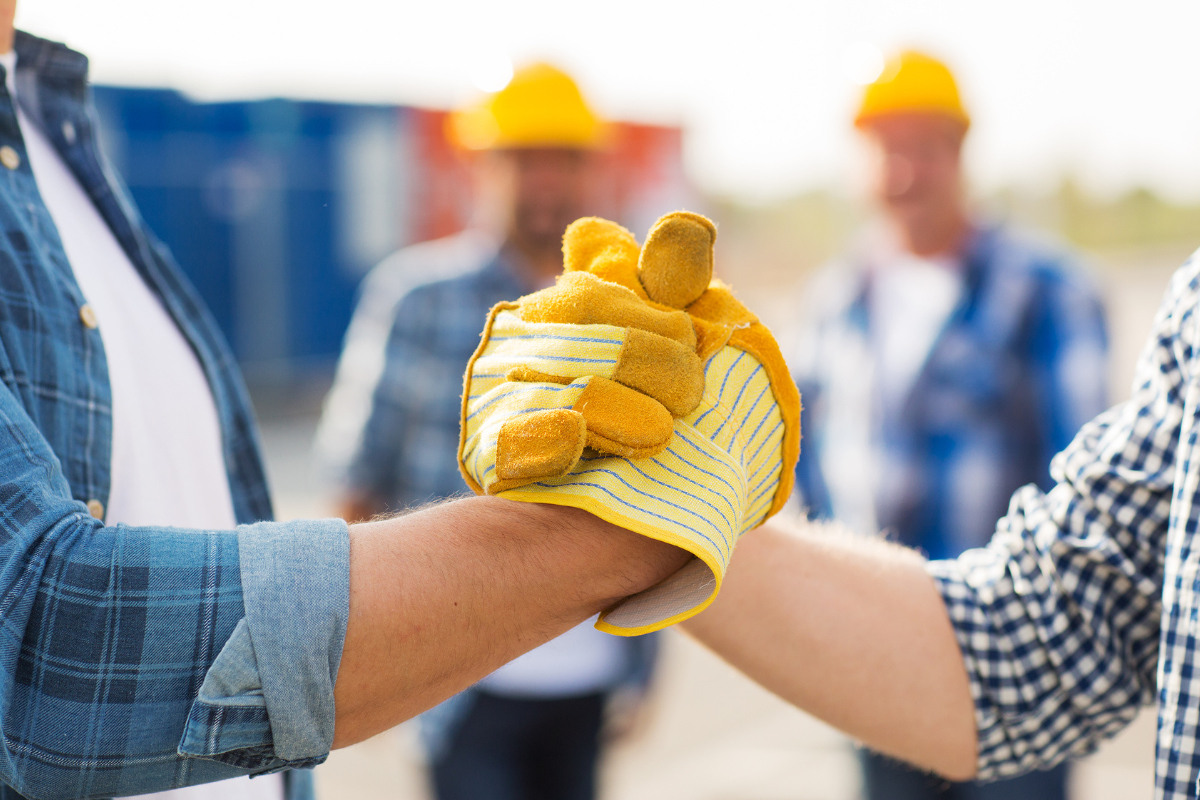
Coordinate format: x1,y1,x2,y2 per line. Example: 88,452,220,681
0,31,349,799
927,250,1200,797
793,226,1110,560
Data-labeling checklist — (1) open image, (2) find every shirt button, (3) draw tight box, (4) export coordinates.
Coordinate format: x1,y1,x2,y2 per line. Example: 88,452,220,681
0,145,19,170
61,121,76,145
86,499,105,519
79,303,98,329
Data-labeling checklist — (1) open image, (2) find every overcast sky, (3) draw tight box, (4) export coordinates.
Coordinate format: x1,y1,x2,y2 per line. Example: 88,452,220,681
17,0,1200,203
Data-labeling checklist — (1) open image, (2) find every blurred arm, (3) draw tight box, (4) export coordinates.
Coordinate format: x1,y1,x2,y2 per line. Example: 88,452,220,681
332,496,689,747
684,518,978,780
315,264,421,518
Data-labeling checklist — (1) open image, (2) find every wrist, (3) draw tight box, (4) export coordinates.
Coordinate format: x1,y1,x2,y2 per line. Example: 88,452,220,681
489,498,691,607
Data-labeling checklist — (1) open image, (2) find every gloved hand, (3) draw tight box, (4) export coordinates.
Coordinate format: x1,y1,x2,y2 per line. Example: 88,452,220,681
459,211,801,634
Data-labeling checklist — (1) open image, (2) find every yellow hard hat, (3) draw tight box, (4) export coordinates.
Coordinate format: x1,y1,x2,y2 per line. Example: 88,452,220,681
854,50,970,130
448,62,605,150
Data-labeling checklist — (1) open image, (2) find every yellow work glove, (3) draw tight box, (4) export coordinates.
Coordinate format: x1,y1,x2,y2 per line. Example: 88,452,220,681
459,211,801,635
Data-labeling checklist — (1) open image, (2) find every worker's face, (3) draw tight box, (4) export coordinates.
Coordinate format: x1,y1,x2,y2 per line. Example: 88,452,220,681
482,147,601,251
860,113,966,235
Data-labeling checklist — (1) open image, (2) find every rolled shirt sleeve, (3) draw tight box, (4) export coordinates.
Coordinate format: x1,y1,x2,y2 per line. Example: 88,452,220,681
180,518,349,771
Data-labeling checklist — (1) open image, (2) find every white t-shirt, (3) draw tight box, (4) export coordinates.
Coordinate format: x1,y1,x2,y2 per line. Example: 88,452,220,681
477,614,630,697
871,249,963,403
3,51,283,800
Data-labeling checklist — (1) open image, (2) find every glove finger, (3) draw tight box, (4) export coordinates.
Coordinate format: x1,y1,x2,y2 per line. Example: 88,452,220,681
461,378,590,494
610,327,703,417
461,375,675,494
472,307,626,385
482,308,702,415
493,408,589,495
485,373,678,455
518,272,696,350
637,211,715,310
561,216,648,299
575,376,675,457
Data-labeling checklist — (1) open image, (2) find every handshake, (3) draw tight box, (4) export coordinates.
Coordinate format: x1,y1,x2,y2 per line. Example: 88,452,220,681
458,212,800,635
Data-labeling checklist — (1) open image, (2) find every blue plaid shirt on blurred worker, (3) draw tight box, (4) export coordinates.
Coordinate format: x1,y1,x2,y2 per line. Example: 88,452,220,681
317,231,523,511
792,223,1110,560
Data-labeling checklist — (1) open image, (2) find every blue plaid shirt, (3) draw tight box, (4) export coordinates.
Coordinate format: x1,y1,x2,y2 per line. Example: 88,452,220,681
793,225,1110,559
317,232,526,508
0,31,349,800
929,250,1200,798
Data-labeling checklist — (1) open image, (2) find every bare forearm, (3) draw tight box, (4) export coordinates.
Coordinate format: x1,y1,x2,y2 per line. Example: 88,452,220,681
332,496,688,747
683,518,977,780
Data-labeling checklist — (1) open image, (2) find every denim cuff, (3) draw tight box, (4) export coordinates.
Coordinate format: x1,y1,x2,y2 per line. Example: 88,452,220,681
180,518,350,767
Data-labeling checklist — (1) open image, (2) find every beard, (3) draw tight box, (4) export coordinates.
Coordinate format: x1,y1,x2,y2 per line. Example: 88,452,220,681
512,200,580,254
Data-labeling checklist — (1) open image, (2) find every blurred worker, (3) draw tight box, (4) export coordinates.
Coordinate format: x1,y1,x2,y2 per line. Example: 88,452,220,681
316,63,658,800
790,50,1108,800
0,8,698,798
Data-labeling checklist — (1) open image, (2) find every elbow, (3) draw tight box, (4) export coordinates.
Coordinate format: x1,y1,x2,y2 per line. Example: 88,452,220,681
928,730,979,783
866,736,977,787
895,720,978,783
937,756,979,784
